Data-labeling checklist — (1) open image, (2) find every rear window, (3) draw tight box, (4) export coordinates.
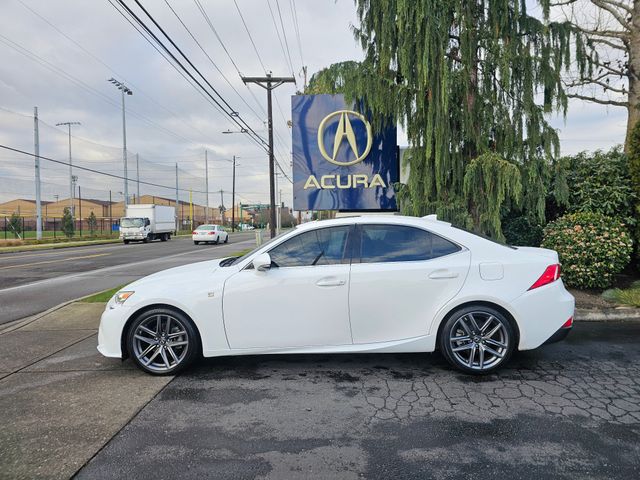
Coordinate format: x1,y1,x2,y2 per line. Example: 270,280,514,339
358,224,460,263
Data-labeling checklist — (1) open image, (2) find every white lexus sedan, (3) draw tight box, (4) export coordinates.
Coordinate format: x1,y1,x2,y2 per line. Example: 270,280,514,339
98,215,574,375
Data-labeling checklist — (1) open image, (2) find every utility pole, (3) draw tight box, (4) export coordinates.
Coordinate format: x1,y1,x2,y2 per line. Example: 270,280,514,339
108,78,132,206
219,189,225,225
278,189,283,235
175,163,179,232
241,73,295,238
34,107,42,240
231,155,236,232
136,153,140,203
189,189,193,232
204,150,209,224
56,121,80,217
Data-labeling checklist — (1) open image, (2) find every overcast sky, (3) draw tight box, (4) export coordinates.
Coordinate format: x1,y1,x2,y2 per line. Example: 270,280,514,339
0,0,628,208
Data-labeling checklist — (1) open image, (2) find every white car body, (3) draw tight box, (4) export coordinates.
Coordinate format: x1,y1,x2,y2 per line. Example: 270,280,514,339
98,215,574,369
192,224,228,244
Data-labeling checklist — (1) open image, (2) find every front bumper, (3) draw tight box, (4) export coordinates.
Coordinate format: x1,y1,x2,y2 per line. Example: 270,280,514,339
97,304,132,358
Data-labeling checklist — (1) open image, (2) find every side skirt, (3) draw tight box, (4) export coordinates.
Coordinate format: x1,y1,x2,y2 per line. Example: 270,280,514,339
202,334,436,358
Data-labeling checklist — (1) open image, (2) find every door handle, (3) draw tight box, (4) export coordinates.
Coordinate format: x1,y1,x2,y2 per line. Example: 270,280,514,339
316,277,346,287
428,269,458,279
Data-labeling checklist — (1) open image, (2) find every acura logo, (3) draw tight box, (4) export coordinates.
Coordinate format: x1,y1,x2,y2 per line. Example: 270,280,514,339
317,110,373,166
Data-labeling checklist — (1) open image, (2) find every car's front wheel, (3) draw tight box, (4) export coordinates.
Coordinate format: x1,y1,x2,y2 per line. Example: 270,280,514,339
127,308,200,375
439,305,515,374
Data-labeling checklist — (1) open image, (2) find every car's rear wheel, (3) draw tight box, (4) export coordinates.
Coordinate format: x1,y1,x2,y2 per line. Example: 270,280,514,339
224,235,228,243
194,241,199,245
439,305,515,374
127,308,200,375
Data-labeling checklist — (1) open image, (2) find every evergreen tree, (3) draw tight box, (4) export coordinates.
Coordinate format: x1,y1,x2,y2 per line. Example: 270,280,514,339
8,212,21,239
88,211,98,236
307,1,576,237
61,207,74,239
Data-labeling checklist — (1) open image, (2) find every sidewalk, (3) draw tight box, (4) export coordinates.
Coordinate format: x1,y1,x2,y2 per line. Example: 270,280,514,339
0,302,172,479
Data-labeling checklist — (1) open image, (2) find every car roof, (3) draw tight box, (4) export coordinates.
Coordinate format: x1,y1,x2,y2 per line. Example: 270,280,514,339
293,214,505,252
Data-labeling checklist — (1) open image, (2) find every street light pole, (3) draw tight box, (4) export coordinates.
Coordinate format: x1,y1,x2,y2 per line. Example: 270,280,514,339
232,155,236,232
241,73,295,238
56,121,80,217
204,150,209,224
108,78,132,206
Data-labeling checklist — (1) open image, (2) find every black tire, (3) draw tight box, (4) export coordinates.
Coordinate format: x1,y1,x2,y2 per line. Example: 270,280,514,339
160,234,167,242
214,236,219,244
224,235,228,243
194,241,199,245
439,305,515,375
142,236,149,243
126,307,200,375
123,240,130,245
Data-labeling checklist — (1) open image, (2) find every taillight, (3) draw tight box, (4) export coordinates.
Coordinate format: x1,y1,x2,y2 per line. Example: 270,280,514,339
192,231,197,235
529,264,561,290
208,231,215,235
562,317,573,328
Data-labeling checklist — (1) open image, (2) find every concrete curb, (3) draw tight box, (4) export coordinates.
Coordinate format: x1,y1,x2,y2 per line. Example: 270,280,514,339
575,308,640,322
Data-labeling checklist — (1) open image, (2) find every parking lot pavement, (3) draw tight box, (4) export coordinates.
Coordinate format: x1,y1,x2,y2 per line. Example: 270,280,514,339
0,303,172,480
75,322,640,480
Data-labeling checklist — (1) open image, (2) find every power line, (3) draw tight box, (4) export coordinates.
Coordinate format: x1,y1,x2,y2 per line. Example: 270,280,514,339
266,0,296,81
16,0,215,143
113,0,268,151
0,143,269,197
232,0,267,74
275,0,297,82
162,0,265,123
290,0,304,68
0,32,202,146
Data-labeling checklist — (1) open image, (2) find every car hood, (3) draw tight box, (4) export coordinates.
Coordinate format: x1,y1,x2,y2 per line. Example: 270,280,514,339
127,258,227,289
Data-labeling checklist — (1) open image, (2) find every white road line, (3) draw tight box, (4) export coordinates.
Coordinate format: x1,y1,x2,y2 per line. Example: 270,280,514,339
0,240,255,293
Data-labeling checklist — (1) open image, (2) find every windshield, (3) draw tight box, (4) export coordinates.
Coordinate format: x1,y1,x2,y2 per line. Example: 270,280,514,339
220,231,288,267
121,218,144,228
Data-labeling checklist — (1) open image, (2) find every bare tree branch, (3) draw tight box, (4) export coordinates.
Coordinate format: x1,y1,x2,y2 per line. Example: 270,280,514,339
566,78,627,93
567,93,627,106
591,0,631,30
595,0,633,15
593,60,627,76
575,26,629,39
587,37,627,51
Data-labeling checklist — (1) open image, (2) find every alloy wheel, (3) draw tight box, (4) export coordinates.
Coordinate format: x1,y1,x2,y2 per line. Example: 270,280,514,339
132,314,190,373
448,311,510,371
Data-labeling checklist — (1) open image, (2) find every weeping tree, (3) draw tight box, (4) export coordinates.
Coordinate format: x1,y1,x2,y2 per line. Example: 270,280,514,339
307,1,577,239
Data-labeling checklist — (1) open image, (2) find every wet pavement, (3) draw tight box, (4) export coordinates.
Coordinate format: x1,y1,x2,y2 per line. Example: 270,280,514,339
76,322,640,480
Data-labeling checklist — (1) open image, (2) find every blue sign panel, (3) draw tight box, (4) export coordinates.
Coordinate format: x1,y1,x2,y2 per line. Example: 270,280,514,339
292,94,398,211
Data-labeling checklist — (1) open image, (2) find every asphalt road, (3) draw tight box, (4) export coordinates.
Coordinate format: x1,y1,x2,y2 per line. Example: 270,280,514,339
76,321,640,480
0,233,256,325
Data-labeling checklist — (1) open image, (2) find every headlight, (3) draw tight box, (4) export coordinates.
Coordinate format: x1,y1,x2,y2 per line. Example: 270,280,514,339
114,291,135,305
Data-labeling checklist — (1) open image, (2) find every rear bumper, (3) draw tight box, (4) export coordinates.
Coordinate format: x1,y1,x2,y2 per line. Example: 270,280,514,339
544,325,572,344
511,280,575,350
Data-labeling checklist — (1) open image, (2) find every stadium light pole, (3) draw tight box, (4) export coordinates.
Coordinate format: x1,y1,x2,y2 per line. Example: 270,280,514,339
55,121,81,217
108,78,132,206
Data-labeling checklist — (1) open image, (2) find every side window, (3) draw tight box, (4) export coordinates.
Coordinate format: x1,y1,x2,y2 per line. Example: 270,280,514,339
359,225,460,263
269,226,351,267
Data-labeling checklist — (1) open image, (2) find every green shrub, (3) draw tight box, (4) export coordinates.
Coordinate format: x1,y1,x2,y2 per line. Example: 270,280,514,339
565,148,635,223
542,212,633,289
502,216,543,247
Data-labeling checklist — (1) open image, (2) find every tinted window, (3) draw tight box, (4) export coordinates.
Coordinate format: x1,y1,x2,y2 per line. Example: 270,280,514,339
269,226,351,267
359,225,460,263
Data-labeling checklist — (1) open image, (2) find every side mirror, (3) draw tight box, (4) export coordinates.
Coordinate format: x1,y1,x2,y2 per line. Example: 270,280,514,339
252,252,272,272
145,218,150,226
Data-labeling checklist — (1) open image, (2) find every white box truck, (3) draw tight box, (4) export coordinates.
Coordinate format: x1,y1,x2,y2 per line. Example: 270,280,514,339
120,204,175,244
